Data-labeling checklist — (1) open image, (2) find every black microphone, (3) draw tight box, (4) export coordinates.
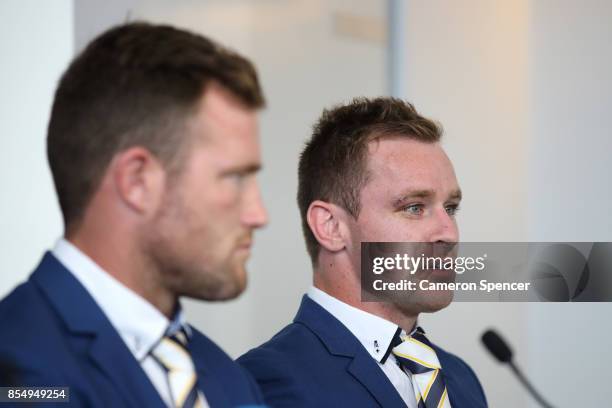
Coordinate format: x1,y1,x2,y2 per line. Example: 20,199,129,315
481,329,556,408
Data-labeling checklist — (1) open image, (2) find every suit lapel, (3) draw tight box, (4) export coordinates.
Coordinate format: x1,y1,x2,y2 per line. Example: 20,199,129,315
190,335,231,408
294,295,407,408
347,350,409,407
434,345,486,408
31,252,166,408
88,331,166,408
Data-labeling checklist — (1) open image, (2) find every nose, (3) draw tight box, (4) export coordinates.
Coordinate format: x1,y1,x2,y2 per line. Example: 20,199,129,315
429,207,459,243
242,180,268,229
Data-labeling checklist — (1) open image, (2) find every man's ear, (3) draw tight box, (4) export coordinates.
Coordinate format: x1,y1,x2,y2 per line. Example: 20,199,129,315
306,200,350,253
111,147,166,216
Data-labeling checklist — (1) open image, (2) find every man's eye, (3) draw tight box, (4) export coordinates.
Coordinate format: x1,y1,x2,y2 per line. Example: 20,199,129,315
402,204,424,216
225,173,246,186
445,204,460,216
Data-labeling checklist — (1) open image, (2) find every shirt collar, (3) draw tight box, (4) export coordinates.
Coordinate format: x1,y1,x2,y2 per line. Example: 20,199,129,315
52,238,186,360
307,286,415,363
166,308,192,339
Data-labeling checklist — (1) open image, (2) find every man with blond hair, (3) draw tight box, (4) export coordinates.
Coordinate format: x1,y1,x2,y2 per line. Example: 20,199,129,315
239,97,487,407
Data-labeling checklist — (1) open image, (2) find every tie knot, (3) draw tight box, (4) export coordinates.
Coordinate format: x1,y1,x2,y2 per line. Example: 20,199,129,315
168,328,190,347
392,329,442,373
151,324,205,408
151,329,194,373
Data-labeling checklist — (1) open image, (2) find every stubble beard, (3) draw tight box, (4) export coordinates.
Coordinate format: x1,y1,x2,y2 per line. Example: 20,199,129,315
144,184,247,302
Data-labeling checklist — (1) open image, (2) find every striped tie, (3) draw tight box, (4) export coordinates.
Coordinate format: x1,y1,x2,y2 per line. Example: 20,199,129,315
392,328,452,408
151,328,207,408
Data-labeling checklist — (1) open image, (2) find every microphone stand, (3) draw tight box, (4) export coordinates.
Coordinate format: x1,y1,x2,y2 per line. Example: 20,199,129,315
508,361,555,408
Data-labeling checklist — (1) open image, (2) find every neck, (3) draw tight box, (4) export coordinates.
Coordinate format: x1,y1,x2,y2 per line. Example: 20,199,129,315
67,228,176,318
313,257,418,333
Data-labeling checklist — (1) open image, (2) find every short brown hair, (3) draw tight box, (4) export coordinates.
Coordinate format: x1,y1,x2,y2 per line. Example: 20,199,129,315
297,97,442,263
47,22,265,231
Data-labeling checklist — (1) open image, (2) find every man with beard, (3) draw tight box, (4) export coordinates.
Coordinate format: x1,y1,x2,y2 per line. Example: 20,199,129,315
239,98,487,407
0,23,268,407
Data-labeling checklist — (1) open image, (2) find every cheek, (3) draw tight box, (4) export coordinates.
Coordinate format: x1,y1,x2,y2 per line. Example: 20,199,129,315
211,185,243,220
358,212,405,241
359,214,429,242
184,173,238,213
188,185,244,242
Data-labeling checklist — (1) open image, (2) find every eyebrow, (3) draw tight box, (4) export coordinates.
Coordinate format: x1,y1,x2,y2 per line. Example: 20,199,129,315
393,188,462,206
449,189,462,201
221,163,262,175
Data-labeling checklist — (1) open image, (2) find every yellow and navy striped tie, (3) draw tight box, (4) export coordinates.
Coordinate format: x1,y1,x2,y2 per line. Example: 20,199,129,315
151,328,207,408
392,328,452,408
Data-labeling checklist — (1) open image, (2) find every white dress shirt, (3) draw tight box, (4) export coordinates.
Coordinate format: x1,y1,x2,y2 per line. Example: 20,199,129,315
52,238,205,408
308,286,418,408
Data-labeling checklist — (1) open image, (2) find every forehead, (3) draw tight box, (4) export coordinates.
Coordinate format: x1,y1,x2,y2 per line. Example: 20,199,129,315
363,137,458,196
189,83,259,153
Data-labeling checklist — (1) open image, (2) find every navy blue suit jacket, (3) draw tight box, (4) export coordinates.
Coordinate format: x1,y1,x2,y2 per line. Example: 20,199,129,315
238,296,487,407
0,252,264,407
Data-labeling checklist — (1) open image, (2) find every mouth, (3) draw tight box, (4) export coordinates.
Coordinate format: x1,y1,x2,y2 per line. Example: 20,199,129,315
236,239,252,251
417,268,456,282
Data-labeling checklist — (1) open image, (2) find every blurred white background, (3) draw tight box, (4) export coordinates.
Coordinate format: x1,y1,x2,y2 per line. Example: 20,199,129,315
1,1,611,406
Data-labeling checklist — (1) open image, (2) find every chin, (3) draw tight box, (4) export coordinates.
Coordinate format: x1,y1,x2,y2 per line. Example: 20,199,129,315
418,293,454,313
206,265,248,301
418,301,452,313
395,291,453,315
186,282,242,302
218,274,248,300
